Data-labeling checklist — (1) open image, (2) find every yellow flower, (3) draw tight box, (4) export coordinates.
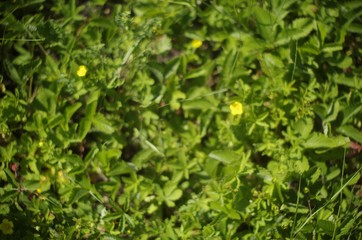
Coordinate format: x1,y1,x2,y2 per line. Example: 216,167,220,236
229,101,243,115
0,219,13,235
191,39,202,49
77,65,87,77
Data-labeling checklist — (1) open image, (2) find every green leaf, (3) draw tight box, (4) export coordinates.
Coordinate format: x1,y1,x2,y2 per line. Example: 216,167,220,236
346,23,362,34
294,117,314,138
92,113,115,134
34,88,57,114
338,217,357,238
4,169,18,187
332,74,362,89
347,172,360,186
342,104,362,125
132,149,154,168
254,6,276,41
78,91,99,139
108,161,135,176
209,150,239,164
103,211,123,221
302,133,350,149
4,59,22,84
323,100,340,123
182,99,215,111
292,18,315,40
65,102,82,123
170,90,186,110
68,188,88,205
337,125,362,144
326,168,340,181
317,220,334,236
167,189,182,201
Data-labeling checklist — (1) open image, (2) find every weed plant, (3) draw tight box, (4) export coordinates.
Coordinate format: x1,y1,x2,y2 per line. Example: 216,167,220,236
0,0,362,239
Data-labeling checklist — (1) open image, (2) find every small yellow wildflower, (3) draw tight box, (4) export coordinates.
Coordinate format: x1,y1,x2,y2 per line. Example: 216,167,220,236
191,39,203,49
36,188,42,194
38,141,44,147
0,219,14,235
77,65,87,77
229,101,243,115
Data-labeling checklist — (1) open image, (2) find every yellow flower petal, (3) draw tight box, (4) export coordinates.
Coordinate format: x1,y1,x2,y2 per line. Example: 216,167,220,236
229,101,243,115
77,65,87,77
191,39,202,49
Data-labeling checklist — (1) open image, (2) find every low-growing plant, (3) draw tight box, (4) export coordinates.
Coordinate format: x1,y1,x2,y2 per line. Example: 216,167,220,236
0,0,361,239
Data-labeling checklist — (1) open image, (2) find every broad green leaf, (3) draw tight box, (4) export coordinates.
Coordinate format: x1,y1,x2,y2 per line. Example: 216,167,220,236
333,74,362,89
102,212,123,221
342,104,362,125
4,59,22,84
317,220,334,236
346,23,362,34
92,113,115,134
78,91,99,139
78,118,92,140
0,204,10,215
68,188,88,205
302,133,349,149
323,100,340,123
222,50,239,85
337,125,362,144
326,168,340,181
338,217,356,238
47,114,63,128
164,58,180,79
182,99,215,111
65,102,82,123
167,189,182,201
4,169,18,187
209,150,239,164
34,88,57,114
170,90,186,110
45,55,61,78
254,6,276,41
347,172,360,185
132,149,154,168
288,18,315,41
294,117,313,138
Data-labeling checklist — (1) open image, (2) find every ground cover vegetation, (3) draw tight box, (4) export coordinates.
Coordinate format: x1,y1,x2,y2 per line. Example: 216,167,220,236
0,0,362,239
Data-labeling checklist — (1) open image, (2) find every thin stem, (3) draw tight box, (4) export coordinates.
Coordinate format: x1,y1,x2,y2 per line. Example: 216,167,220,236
291,174,302,238
332,147,347,239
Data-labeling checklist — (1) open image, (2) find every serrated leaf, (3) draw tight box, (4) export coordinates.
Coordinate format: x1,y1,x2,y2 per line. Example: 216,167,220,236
338,218,355,238
254,6,276,41
92,113,115,134
317,220,334,236
291,18,315,40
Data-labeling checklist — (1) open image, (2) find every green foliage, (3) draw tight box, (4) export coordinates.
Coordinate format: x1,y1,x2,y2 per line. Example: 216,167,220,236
0,0,362,239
